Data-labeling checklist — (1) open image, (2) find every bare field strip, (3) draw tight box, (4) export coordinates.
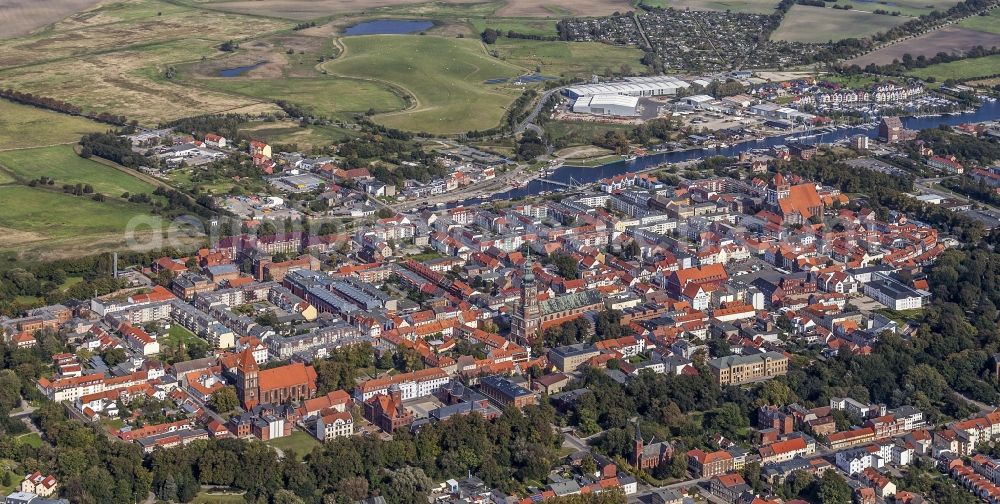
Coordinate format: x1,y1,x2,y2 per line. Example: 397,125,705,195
496,0,634,16
771,4,907,43
846,26,1000,66
199,0,482,19
0,0,103,38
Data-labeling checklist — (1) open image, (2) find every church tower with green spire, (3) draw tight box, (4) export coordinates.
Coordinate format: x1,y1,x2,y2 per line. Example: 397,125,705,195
511,250,540,345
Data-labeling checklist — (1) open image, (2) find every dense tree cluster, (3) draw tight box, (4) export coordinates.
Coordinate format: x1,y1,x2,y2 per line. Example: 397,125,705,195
164,114,255,143
148,403,560,503
516,130,548,160
897,458,980,503
785,248,1000,424
338,134,432,171
943,176,1000,207
80,132,150,168
208,387,238,414
547,117,682,151
546,251,579,279
480,28,499,44
370,160,448,188
0,249,185,316
917,127,1000,165
543,318,594,347
313,344,376,394
1,90,81,115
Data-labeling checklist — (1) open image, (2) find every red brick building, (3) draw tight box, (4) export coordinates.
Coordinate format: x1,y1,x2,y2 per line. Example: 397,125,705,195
364,386,414,433
235,349,317,409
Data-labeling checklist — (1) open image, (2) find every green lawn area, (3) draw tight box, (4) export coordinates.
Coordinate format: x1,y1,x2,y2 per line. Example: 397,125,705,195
0,145,157,198
0,185,160,254
821,74,881,89
16,433,43,448
565,154,627,167
958,9,1000,34
493,39,646,79
266,430,320,461
469,18,559,37
0,99,106,150
323,35,527,134
907,54,1000,81
193,76,406,120
0,459,19,496
875,308,924,325
165,168,238,196
192,491,247,504
163,324,211,353
239,120,358,150
59,276,84,291
99,418,126,430
544,119,635,148
771,4,908,43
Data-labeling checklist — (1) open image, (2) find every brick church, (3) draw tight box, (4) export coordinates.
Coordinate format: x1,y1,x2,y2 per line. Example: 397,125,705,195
633,422,674,471
235,348,318,409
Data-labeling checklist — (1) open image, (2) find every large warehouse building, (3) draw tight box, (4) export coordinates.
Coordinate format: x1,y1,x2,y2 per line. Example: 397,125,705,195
572,94,639,117
565,76,692,99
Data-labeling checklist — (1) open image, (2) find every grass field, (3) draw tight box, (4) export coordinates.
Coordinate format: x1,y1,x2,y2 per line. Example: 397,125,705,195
0,185,160,256
163,324,211,354
493,39,646,78
958,9,1000,34
0,460,19,496
907,54,1000,81
544,119,635,147
16,433,43,448
771,4,908,43
192,492,247,504
194,76,406,119
323,35,526,134
266,430,321,461
0,0,289,124
0,100,106,150
640,0,780,14
496,0,632,16
239,121,358,149
0,145,157,198
820,74,881,89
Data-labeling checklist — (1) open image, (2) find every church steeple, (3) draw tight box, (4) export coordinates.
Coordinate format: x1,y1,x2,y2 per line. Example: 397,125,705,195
511,248,540,345
236,348,259,409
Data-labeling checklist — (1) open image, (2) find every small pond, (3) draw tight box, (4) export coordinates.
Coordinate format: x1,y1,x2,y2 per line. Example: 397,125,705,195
218,61,266,77
343,19,434,35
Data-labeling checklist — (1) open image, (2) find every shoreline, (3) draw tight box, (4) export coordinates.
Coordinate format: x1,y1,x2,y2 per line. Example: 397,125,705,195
562,107,982,171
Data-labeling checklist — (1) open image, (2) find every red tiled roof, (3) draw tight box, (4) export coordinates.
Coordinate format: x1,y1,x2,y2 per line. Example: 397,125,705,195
258,362,317,393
